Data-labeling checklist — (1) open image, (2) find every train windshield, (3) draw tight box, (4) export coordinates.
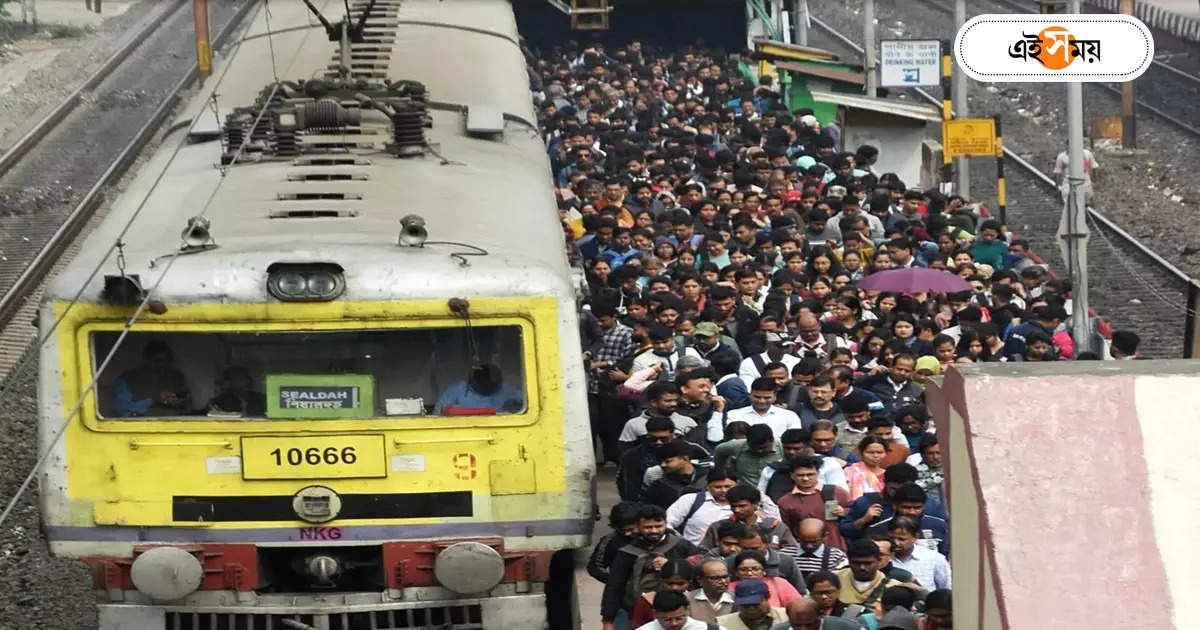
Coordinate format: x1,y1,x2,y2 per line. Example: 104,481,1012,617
90,327,527,419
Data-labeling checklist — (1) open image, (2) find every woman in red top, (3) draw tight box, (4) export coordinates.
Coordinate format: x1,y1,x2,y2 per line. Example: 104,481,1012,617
727,550,801,608
844,436,889,500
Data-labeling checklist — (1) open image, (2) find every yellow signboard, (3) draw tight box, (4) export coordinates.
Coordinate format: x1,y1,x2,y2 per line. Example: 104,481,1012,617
942,118,997,158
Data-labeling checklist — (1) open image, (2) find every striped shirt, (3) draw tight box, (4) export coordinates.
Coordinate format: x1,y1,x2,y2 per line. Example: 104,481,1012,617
785,544,849,579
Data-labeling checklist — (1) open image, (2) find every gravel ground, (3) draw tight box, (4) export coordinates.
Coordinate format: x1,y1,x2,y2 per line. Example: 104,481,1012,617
0,350,95,629
0,1,251,626
809,0,1200,272
0,0,165,149
0,0,248,293
806,0,1198,357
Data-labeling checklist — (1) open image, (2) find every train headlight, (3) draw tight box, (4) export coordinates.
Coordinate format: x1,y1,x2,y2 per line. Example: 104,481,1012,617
267,265,345,302
433,542,505,595
306,272,339,296
130,547,204,602
275,272,307,296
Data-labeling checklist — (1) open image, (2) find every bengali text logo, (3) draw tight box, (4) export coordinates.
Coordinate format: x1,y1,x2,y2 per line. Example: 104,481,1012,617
955,14,1152,82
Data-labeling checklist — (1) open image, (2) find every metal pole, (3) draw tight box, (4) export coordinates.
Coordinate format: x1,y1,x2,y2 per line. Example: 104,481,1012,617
1121,0,1136,148
795,0,808,47
864,0,877,97
194,0,212,85
1186,281,1200,358
995,115,1006,230
940,40,953,188
953,0,970,198
1067,0,1091,355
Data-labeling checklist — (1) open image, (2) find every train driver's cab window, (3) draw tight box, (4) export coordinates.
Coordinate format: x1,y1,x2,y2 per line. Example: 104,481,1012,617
90,327,527,419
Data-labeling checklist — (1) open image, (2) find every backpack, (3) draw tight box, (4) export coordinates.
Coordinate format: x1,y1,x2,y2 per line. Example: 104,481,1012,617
622,536,682,608
750,353,767,377
674,490,707,537
656,342,688,382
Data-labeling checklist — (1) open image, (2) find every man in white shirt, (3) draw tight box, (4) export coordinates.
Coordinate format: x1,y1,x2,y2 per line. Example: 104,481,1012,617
888,516,952,590
618,381,700,452
636,590,727,630
633,324,703,381
1053,146,1099,206
738,333,800,388
714,377,801,443
666,469,737,545
792,315,850,361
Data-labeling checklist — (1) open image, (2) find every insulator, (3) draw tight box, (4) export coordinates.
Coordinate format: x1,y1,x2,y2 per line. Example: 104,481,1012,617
273,113,300,157
300,100,361,129
221,114,247,153
391,101,425,157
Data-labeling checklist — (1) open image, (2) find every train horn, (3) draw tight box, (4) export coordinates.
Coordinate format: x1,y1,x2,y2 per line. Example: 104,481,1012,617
399,214,427,247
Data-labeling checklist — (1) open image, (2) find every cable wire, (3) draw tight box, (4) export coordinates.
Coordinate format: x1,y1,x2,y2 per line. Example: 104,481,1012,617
0,0,329,530
0,0,261,408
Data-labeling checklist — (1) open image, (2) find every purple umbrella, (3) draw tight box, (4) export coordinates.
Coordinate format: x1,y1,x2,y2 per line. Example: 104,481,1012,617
857,267,972,293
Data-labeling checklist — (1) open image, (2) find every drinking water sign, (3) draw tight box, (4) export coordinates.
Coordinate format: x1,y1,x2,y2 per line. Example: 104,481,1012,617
880,39,942,87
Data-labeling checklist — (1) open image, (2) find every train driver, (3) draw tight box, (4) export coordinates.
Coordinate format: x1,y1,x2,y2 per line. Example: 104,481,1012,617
206,366,267,417
433,363,523,415
114,340,190,417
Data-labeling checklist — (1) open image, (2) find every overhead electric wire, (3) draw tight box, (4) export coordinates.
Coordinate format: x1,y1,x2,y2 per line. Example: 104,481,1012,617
0,0,332,530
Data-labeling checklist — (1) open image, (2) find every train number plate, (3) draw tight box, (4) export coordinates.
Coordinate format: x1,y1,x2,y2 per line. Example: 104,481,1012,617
241,435,387,480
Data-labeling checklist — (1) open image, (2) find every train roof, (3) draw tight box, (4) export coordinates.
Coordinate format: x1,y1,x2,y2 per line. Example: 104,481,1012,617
47,0,572,305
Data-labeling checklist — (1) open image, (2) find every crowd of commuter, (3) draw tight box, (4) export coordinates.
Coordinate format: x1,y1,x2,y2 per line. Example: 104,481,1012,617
525,36,1143,630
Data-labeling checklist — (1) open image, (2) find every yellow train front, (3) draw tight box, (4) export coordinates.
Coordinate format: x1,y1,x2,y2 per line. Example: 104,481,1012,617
36,0,593,628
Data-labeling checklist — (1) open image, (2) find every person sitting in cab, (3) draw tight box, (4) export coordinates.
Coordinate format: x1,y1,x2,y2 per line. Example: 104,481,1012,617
434,363,523,415
206,366,267,417
114,340,190,417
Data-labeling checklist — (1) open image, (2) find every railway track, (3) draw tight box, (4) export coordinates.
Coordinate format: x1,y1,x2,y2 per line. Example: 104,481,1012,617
918,0,1200,138
809,13,1198,358
0,0,259,380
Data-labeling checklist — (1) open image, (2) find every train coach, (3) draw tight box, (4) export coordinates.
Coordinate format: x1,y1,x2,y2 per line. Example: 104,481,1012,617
37,0,593,628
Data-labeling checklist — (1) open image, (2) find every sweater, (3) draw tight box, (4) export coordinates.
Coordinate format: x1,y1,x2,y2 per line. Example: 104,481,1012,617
777,486,853,551
832,568,900,605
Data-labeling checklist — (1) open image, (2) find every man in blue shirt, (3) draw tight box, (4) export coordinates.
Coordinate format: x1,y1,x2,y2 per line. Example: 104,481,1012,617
840,464,947,544
433,363,523,415
114,340,190,416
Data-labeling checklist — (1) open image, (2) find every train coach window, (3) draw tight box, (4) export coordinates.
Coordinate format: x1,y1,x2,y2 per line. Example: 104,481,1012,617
90,326,527,419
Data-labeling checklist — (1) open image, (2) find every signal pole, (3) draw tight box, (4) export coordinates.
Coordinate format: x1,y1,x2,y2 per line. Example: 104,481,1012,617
953,0,970,198
1121,0,1136,148
194,0,212,84
1066,0,1092,354
864,0,877,97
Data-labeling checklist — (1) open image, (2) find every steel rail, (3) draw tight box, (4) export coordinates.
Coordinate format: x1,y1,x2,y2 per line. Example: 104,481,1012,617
915,0,1200,137
0,0,262,328
809,13,1196,286
0,0,188,177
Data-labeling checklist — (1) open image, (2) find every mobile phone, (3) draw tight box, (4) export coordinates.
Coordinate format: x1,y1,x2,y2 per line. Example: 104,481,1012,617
823,500,839,520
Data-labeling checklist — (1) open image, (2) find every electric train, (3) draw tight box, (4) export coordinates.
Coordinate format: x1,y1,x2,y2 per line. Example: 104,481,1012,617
37,0,593,627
